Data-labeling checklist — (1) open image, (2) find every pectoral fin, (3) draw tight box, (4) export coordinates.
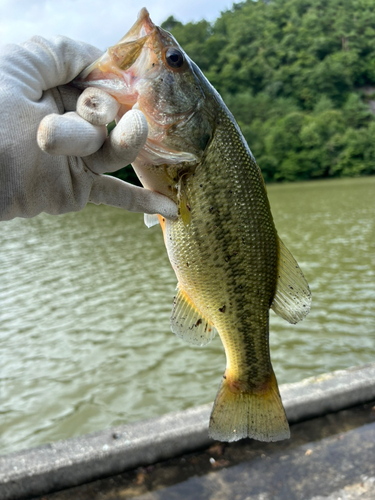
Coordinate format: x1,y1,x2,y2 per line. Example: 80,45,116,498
271,237,311,324
177,174,192,228
144,213,160,228
179,190,192,228
171,286,217,346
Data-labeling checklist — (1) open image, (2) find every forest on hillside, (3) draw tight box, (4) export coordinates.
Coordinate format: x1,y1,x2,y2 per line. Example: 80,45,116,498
116,0,375,184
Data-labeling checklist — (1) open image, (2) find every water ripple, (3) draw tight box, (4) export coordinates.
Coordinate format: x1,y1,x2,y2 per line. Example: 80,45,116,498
1,176,374,455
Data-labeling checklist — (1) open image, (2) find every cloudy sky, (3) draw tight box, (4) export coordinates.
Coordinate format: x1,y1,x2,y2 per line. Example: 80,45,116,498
0,0,235,49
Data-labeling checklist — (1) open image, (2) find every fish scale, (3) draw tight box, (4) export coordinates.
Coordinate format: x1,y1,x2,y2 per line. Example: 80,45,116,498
166,110,278,389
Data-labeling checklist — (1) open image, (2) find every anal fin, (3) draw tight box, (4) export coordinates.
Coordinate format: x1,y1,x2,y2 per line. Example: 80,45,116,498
171,286,216,346
271,237,311,324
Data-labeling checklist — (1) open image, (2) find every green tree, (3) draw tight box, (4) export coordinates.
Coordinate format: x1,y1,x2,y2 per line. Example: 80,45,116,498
164,0,375,181
112,0,375,185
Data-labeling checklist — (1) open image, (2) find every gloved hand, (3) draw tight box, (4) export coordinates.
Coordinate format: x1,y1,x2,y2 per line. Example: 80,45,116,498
0,36,177,221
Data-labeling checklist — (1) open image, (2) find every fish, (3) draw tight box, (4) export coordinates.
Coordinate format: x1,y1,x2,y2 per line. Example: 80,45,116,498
74,8,311,442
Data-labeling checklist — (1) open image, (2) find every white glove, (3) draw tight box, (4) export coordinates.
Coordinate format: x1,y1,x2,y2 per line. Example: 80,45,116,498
0,36,177,221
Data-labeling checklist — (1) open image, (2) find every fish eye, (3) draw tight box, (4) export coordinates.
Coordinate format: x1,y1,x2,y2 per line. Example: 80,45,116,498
165,48,184,69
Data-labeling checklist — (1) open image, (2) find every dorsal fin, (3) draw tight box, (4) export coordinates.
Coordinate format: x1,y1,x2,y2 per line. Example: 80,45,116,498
271,237,311,324
171,285,217,346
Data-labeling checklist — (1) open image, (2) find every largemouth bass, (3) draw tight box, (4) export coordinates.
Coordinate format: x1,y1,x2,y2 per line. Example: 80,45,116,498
75,8,311,442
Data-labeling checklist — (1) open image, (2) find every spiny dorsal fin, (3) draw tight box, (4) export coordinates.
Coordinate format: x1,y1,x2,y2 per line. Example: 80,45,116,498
144,213,160,228
271,237,311,324
171,286,217,346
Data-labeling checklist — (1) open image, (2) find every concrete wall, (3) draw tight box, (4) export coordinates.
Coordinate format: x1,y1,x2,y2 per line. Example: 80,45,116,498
1,363,375,500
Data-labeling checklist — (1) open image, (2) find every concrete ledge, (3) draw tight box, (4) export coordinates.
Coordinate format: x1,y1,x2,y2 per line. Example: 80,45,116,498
1,363,375,500
283,363,375,423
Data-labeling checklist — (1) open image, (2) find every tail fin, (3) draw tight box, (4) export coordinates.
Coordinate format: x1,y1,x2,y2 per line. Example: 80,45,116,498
209,370,290,442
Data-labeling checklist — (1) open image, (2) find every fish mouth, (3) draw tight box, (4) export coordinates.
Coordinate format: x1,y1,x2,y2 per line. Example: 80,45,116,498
75,8,177,108
79,8,154,79
74,8,201,166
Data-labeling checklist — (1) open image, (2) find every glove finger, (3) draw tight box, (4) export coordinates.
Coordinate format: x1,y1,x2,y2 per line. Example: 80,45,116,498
58,85,82,112
84,110,148,174
77,88,121,126
20,36,103,97
37,112,107,157
89,175,178,219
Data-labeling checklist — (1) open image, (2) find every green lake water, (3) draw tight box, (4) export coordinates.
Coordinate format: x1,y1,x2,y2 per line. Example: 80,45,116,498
1,176,374,455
